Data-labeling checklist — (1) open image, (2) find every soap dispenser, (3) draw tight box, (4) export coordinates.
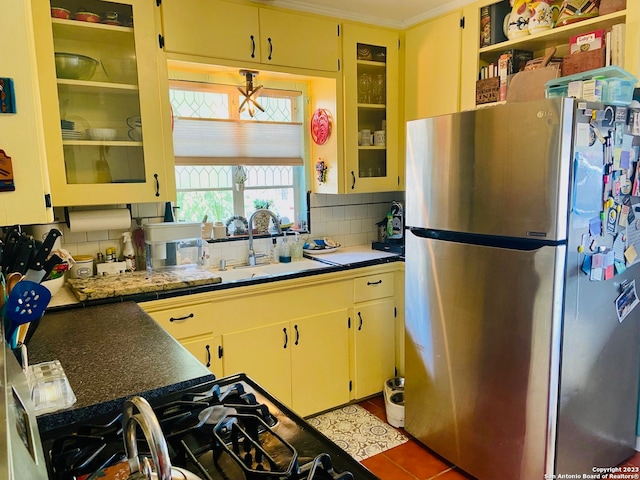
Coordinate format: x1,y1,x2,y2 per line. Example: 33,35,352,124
279,231,291,263
291,232,303,261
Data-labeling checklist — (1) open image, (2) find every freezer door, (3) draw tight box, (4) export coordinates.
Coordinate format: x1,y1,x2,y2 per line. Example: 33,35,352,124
405,97,574,241
404,232,565,479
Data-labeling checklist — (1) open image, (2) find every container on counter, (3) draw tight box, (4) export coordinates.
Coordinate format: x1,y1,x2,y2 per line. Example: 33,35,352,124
105,247,116,262
69,255,94,278
279,233,291,263
290,232,303,261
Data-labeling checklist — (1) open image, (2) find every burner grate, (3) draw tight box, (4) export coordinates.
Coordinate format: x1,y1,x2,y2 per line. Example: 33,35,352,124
213,413,298,479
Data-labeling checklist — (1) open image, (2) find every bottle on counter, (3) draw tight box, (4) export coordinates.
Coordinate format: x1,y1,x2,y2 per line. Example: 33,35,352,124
271,238,280,263
279,232,291,263
290,232,303,261
105,246,116,263
386,212,393,239
122,232,136,271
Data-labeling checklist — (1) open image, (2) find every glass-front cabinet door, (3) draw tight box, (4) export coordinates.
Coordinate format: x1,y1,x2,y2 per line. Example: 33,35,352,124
33,0,175,206
343,25,399,193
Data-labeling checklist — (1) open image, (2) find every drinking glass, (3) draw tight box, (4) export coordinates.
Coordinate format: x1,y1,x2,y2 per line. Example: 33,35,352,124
358,73,372,104
373,74,386,104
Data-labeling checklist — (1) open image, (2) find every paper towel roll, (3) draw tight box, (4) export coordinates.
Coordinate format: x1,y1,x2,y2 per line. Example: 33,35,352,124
67,208,131,233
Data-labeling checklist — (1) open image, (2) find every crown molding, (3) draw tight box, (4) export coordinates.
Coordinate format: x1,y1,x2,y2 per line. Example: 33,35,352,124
252,0,476,29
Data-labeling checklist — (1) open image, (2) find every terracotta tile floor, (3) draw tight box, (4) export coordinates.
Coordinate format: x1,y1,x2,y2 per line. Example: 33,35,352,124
357,395,640,480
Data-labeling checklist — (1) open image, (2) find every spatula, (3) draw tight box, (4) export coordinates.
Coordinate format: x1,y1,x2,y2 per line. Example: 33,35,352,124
4,280,51,348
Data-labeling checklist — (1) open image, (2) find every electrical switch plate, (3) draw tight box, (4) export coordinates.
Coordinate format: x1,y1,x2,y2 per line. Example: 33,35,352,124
0,78,16,114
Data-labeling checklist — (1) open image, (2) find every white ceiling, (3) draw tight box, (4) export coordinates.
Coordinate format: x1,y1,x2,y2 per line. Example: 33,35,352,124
254,0,477,29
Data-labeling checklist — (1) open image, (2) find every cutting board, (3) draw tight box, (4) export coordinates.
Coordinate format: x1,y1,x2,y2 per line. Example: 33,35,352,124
506,66,560,103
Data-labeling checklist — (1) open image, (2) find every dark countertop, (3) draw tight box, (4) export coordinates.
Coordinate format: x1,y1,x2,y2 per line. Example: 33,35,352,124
28,301,214,432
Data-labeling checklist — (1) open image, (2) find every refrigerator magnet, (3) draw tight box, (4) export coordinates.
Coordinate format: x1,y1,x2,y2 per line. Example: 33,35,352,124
616,280,639,323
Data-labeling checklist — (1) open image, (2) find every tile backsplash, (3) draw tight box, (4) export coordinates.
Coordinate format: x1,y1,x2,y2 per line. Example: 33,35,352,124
36,191,404,267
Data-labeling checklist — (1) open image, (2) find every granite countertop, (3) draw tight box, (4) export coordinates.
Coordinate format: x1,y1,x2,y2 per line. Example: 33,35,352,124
28,301,214,432
66,267,223,302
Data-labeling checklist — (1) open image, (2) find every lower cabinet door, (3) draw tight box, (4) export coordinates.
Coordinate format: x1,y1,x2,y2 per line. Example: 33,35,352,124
352,298,396,398
222,322,293,407
181,335,222,376
291,309,350,417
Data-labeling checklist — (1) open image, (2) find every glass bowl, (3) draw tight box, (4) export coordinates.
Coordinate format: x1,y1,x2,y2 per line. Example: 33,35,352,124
54,53,99,80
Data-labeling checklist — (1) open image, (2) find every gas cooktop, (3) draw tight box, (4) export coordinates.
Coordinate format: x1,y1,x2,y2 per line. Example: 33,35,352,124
39,373,379,480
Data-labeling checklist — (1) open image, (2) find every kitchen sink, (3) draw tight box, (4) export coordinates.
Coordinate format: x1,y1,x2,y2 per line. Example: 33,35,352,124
211,258,330,283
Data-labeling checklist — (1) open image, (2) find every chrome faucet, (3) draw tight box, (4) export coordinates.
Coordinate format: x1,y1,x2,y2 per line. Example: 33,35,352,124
247,209,282,265
122,396,172,480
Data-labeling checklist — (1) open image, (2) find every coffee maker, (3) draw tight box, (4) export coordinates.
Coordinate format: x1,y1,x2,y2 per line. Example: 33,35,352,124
372,201,404,255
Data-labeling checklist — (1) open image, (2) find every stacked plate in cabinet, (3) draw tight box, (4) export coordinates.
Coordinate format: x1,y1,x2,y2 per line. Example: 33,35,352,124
61,119,83,140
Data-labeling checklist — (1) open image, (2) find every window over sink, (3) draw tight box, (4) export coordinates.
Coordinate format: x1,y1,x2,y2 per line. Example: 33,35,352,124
169,78,308,230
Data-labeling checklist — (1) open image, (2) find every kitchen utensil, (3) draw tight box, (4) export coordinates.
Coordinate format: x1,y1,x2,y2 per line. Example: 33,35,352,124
24,228,62,281
2,229,20,272
41,254,64,281
4,280,51,348
54,53,99,80
10,236,35,275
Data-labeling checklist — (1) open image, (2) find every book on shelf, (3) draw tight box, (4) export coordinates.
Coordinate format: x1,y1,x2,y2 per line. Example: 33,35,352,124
610,23,626,67
479,1,510,48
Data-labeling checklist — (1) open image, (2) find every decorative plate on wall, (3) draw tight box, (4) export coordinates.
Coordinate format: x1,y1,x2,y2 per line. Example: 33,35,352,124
310,108,332,145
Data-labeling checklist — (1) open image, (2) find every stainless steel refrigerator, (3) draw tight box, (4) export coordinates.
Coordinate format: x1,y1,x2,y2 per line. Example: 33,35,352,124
405,97,640,479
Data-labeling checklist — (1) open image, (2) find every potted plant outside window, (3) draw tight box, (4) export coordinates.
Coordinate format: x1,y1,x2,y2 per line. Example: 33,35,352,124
252,199,274,234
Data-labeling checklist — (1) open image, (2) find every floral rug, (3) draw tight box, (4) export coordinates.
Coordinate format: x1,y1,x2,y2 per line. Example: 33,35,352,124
307,404,408,461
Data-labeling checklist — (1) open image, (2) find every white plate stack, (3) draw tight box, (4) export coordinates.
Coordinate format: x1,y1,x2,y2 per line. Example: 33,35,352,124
61,119,83,140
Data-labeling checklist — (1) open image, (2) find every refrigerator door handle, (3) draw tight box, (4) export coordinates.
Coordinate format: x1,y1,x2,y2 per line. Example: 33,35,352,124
408,227,565,251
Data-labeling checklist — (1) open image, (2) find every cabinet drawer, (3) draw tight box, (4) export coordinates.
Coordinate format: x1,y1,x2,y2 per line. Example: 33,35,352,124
354,272,394,302
146,303,213,339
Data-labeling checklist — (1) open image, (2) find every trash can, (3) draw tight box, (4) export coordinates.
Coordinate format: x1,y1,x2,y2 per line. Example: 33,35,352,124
384,377,405,428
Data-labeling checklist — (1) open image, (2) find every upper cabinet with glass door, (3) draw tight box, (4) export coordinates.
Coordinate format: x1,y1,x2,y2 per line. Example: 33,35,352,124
342,25,400,193
32,0,175,206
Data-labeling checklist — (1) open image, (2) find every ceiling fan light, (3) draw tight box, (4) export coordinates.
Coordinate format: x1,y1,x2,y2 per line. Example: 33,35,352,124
238,69,264,117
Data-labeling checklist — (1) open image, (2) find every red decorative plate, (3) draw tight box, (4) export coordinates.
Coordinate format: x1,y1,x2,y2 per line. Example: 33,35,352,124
311,108,332,145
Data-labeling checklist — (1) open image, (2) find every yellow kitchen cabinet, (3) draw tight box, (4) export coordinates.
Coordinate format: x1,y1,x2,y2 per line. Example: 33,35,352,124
140,263,401,415
257,9,340,72
351,270,396,399
158,0,340,72
342,23,400,193
158,0,259,63
222,321,292,406
32,0,175,206
0,0,54,226
222,309,350,417
404,9,465,120
142,300,222,375
181,334,223,376
351,298,396,399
